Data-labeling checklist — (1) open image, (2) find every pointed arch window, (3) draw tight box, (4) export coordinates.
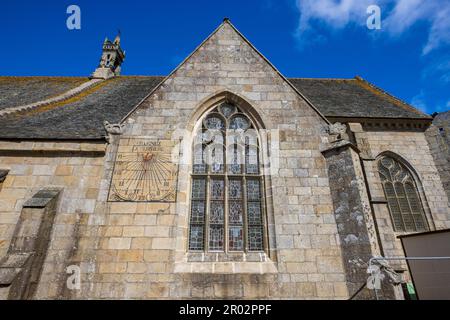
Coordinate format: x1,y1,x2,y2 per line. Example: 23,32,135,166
377,156,428,232
189,102,266,252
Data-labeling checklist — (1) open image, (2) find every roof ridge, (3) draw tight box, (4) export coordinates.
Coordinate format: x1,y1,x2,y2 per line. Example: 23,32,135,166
225,20,330,124
0,76,88,79
354,76,431,118
288,77,356,81
119,21,230,123
118,75,166,78
0,78,105,118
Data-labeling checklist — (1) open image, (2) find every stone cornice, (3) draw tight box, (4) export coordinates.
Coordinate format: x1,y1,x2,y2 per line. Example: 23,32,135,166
0,140,106,154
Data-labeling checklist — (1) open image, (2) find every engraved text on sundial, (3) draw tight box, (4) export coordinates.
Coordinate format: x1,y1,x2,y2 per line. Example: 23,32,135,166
109,139,178,202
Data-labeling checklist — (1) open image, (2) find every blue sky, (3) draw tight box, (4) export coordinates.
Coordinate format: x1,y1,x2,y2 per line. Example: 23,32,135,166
1,0,449,114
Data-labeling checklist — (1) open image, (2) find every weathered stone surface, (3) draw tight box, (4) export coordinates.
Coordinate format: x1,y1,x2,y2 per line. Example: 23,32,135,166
322,141,386,299
426,112,450,203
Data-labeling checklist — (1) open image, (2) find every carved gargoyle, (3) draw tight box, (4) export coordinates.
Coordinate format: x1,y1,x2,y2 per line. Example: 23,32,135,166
103,121,125,143
103,121,124,135
327,122,349,140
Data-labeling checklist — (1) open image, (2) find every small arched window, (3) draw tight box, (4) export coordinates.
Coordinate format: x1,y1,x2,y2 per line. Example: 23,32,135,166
188,102,265,252
377,156,428,232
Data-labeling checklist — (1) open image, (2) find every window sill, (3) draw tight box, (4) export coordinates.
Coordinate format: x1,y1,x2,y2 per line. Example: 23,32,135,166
173,261,278,274
186,251,267,262
174,252,278,274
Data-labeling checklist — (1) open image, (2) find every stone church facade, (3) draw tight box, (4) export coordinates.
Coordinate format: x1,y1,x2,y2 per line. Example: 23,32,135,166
0,20,448,300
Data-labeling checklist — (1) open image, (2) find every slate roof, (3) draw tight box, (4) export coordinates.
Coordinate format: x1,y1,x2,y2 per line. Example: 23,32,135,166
289,77,431,120
0,76,164,140
0,77,88,110
0,75,431,140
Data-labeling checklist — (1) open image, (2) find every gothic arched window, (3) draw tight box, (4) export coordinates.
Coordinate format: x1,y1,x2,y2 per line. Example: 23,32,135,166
188,102,265,252
377,156,428,232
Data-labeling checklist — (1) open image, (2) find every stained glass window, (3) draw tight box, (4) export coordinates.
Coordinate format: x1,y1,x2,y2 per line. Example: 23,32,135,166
204,116,225,130
246,180,261,201
189,102,265,252
245,135,259,174
191,179,206,200
246,179,264,250
229,179,243,199
220,103,236,118
190,201,205,224
230,116,250,130
378,156,428,233
189,226,204,251
228,142,242,174
189,178,206,250
229,227,244,251
193,141,206,174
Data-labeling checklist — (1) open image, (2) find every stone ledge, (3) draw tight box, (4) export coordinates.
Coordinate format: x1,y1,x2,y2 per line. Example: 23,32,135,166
0,253,32,285
23,188,62,208
173,261,278,274
370,197,388,204
0,141,106,155
320,139,360,155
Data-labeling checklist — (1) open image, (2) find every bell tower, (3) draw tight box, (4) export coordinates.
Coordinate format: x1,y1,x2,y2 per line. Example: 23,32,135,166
92,31,126,79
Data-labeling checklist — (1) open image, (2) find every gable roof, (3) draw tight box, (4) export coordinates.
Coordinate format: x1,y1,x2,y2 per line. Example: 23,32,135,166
119,19,330,125
0,76,88,111
0,76,163,140
289,77,431,120
0,75,431,140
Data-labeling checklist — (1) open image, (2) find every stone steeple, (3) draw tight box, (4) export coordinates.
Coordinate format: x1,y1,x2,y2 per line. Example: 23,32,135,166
92,31,126,79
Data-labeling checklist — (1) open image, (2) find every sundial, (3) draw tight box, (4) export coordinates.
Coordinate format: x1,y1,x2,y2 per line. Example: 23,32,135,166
108,138,178,202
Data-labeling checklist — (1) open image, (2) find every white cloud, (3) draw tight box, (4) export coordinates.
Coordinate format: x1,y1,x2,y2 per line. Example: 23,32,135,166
422,56,450,84
383,0,428,34
410,91,428,113
296,0,373,31
295,0,450,54
422,4,450,55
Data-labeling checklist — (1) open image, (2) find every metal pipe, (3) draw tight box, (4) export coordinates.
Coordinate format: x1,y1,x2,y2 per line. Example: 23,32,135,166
370,256,450,263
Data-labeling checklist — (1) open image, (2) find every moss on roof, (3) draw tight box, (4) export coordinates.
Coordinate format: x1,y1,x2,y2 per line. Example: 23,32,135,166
0,76,89,110
289,77,431,119
0,76,164,140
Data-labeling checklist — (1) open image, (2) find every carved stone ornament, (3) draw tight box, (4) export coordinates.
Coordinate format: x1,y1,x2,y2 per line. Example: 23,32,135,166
103,121,125,143
327,122,349,140
104,121,125,135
